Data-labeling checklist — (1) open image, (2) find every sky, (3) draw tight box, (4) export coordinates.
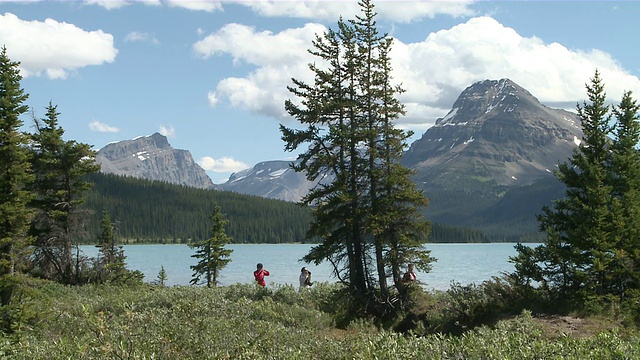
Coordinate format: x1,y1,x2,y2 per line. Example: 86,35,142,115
1,0,639,184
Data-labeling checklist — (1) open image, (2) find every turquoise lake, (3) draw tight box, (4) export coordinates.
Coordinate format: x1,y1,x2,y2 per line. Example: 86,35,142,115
80,243,527,291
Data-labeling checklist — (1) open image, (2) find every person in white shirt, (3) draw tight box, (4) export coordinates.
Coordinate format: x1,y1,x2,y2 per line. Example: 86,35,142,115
299,267,312,289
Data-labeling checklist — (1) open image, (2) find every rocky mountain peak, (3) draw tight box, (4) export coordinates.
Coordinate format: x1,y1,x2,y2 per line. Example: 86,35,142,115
218,160,316,202
403,78,582,189
96,132,215,189
437,79,538,126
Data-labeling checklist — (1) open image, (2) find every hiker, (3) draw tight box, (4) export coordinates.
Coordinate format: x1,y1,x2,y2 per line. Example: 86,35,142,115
402,263,417,283
254,263,270,286
299,267,313,289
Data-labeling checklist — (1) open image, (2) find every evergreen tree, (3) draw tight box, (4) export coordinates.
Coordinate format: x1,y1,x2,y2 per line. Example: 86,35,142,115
352,2,433,299
154,265,168,287
283,16,368,293
512,71,615,302
28,102,100,284
95,209,129,283
609,91,640,296
189,203,233,287
282,0,433,308
0,46,34,309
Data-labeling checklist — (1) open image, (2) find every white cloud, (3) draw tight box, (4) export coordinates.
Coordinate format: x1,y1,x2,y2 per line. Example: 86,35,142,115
236,0,474,22
83,0,161,9
165,0,222,12
194,22,322,65
159,125,175,137
200,16,640,131
389,16,640,124
194,23,323,118
198,156,249,173
84,0,131,10
89,120,119,133
207,90,218,107
124,31,160,45
0,13,117,79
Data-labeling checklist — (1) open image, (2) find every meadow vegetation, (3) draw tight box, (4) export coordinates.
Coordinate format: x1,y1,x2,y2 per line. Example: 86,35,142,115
1,277,639,359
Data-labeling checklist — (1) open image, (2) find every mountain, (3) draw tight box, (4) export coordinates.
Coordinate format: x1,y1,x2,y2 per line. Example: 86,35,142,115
96,132,216,190
401,78,583,239
217,160,316,202
94,79,584,240
402,78,581,191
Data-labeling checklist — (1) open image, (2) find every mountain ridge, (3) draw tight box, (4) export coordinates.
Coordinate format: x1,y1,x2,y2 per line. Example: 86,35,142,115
96,132,216,190
93,78,583,240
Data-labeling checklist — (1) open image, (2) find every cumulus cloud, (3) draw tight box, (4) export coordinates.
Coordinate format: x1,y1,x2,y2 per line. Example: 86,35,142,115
89,120,119,133
0,13,117,79
198,156,249,173
159,125,175,137
195,23,323,118
236,0,474,22
165,0,222,12
124,31,160,45
207,91,218,107
389,16,640,124
199,16,640,131
84,0,469,20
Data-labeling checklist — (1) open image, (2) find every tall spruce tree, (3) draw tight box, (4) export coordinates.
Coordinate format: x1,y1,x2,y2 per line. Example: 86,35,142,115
609,91,640,296
189,203,233,287
282,0,433,307
29,102,100,284
512,71,615,302
283,18,368,293
352,3,433,299
0,46,34,309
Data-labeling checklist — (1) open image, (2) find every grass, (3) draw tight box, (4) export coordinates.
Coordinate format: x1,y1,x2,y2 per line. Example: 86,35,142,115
1,278,639,359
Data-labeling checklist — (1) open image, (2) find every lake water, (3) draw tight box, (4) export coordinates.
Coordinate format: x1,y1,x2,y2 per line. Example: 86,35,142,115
80,243,526,291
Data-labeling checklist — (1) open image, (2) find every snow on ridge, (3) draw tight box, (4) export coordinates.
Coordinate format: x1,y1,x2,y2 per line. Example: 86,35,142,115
485,104,494,114
573,136,581,146
441,121,468,127
269,169,287,177
230,175,247,183
133,150,149,161
439,108,458,125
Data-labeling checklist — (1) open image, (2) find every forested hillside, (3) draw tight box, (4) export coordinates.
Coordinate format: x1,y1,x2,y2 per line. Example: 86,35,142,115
80,173,315,244
80,173,492,244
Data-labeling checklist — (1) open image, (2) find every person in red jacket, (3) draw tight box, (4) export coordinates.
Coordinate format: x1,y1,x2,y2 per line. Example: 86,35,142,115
254,263,270,286
402,263,417,283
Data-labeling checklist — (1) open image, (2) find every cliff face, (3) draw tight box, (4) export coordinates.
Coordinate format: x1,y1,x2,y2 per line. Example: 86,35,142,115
96,132,215,189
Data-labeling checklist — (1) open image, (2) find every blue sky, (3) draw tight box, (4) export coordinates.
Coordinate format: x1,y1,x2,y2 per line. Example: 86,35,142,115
1,0,639,184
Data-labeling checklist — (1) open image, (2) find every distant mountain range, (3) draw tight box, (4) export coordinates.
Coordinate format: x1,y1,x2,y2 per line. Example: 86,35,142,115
95,78,583,241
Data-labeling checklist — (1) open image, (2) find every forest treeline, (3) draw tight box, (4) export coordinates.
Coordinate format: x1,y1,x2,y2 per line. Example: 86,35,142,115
80,172,491,244
80,173,314,244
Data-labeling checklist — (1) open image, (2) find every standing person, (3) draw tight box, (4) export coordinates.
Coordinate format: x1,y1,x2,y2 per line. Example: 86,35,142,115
299,267,313,289
402,263,417,283
254,263,270,287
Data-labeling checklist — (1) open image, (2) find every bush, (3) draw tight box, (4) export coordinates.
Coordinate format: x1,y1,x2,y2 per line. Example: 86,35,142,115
2,278,639,359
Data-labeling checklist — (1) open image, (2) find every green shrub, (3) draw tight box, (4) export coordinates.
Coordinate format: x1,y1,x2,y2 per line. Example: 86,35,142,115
2,279,640,359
